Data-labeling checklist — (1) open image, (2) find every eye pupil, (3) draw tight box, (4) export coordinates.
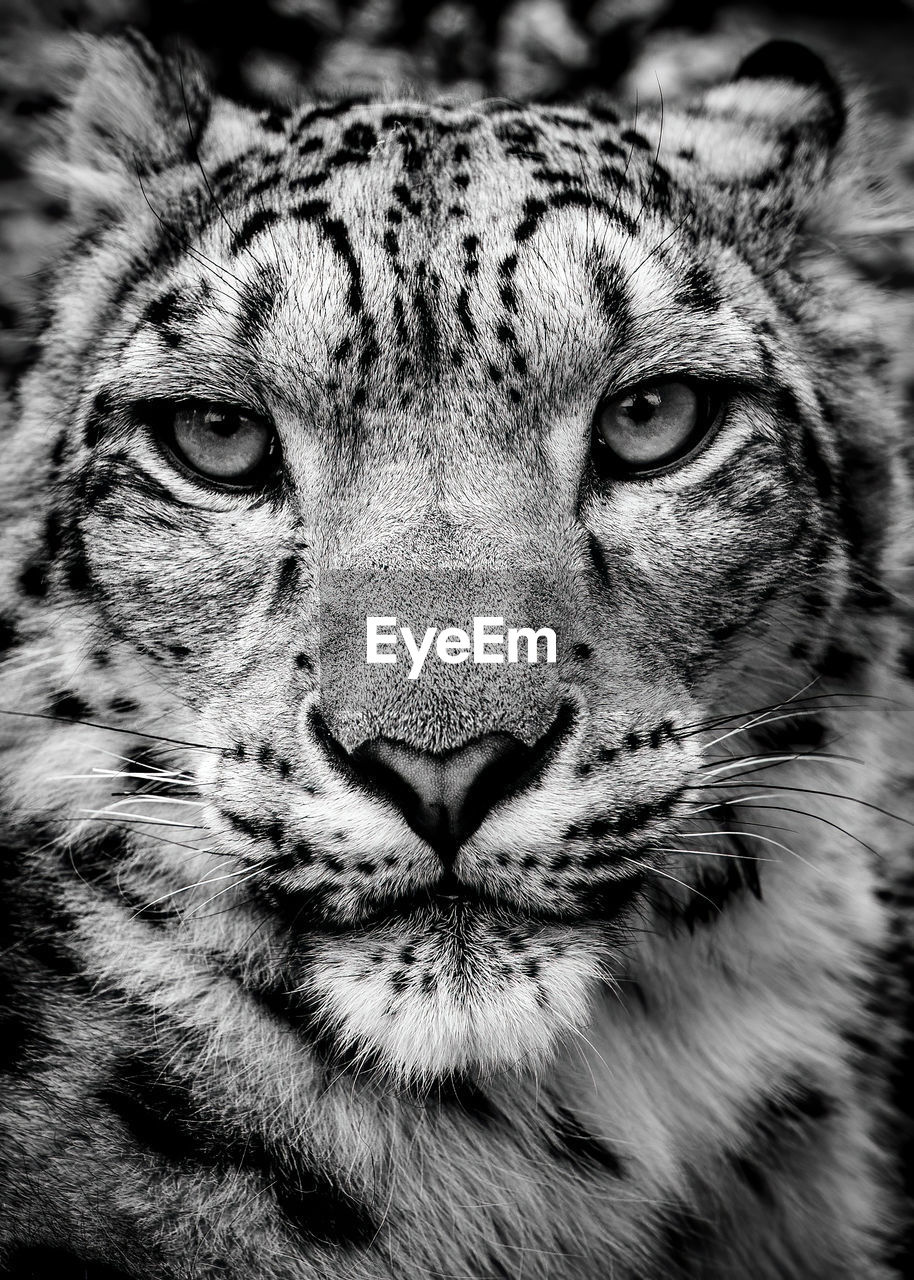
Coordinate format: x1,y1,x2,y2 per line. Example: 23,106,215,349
625,391,660,425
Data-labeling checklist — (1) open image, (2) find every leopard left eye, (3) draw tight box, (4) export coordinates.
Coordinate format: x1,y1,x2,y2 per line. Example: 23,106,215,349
592,379,721,477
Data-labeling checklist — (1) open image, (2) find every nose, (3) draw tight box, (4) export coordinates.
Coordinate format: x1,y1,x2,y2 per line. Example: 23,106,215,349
348,711,571,866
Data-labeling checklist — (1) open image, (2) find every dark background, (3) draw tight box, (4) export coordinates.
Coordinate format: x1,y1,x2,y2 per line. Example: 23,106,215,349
0,0,912,1270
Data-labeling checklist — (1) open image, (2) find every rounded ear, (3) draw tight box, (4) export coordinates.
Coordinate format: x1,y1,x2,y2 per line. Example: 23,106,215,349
652,40,847,193
38,31,211,228
733,39,845,146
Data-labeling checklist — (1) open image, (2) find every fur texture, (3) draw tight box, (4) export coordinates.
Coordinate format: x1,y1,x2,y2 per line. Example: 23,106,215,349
0,31,911,1279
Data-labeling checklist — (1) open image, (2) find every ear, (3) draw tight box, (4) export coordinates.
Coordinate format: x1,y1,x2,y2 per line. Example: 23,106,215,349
40,32,211,228
716,40,844,147
659,41,846,191
732,40,845,145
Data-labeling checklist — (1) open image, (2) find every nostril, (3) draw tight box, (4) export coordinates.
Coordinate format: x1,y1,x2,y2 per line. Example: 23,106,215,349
345,703,576,864
354,734,520,865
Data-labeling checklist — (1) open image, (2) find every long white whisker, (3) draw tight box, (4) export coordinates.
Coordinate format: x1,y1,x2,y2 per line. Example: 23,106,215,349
655,846,776,862
135,862,253,913
698,751,858,779
188,868,267,917
78,810,206,830
670,828,801,858
97,795,207,810
626,860,722,911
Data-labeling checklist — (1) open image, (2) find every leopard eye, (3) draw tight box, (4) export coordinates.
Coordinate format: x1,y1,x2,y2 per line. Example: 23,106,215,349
157,403,276,486
593,379,718,476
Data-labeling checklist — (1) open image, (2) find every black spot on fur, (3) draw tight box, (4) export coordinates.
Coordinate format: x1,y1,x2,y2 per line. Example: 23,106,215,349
0,1248,134,1280
660,855,762,932
328,122,377,167
797,416,836,505
586,533,612,589
620,128,649,149
232,208,280,255
99,1051,202,1162
0,616,17,654
83,390,112,448
273,555,300,608
18,559,48,598
765,1078,834,1124
51,691,92,721
456,287,475,337
271,1165,378,1249
143,288,183,347
392,182,422,216
236,269,278,349
259,109,287,134
515,196,548,242
548,1105,625,1177
760,714,827,752
656,1205,714,1276
817,644,864,681
50,432,68,469
676,261,721,311
115,886,181,929
109,695,139,716
0,974,50,1074
433,1074,499,1123
289,171,329,194
320,217,364,314
221,808,285,849
729,1153,774,1203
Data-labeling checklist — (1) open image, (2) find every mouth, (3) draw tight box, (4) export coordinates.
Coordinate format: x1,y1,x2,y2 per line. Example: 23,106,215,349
344,868,646,932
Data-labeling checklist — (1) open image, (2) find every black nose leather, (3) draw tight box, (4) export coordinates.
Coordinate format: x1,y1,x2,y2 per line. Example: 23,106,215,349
349,718,569,866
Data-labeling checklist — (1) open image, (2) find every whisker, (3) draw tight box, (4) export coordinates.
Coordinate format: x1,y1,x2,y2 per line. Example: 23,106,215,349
0,706,224,752
675,691,888,740
655,846,776,863
50,769,203,786
691,799,882,859
99,795,207,809
132,862,254,914
669,828,801,858
77,810,207,831
625,860,722,912
695,781,914,828
187,869,268,918
698,751,858,777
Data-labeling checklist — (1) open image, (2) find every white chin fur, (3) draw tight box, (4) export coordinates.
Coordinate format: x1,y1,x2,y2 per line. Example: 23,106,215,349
305,913,607,1084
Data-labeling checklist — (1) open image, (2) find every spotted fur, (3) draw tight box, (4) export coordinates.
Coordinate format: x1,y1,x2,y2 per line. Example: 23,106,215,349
0,31,911,1279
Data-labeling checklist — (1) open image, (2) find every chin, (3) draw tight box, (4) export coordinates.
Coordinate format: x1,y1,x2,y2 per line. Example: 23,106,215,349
306,907,609,1085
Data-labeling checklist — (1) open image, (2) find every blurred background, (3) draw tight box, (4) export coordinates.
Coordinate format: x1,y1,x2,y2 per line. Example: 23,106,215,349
0,0,913,1270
